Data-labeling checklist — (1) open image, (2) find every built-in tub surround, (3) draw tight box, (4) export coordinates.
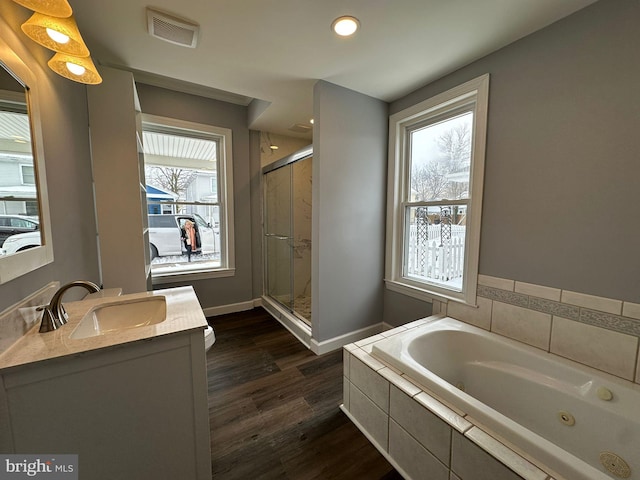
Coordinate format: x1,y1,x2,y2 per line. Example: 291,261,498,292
429,275,640,384
343,317,640,480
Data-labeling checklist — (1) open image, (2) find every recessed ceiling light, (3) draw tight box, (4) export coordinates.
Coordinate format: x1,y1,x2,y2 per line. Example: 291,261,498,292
269,145,279,150
332,16,359,37
309,118,314,125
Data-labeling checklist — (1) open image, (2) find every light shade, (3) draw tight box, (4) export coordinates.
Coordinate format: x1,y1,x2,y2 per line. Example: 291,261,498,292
22,13,90,57
12,0,73,18
48,53,102,85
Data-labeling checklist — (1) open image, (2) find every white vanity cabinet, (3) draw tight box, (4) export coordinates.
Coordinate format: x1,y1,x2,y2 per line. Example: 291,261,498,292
0,287,211,480
0,331,210,479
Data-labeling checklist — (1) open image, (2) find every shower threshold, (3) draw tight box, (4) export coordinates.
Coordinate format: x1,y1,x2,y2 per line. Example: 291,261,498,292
261,295,312,349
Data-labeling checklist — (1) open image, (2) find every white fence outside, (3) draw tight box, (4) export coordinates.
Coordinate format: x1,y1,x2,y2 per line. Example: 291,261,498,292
407,224,466,281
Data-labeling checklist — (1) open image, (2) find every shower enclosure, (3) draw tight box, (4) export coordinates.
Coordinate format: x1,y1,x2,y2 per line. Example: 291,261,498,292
263,146,312,324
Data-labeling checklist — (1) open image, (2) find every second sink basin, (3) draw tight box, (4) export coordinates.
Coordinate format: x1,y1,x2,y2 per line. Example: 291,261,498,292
70,296,167,340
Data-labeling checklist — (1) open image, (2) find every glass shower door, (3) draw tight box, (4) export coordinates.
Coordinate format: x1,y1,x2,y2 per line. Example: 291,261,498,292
291,157,312,320
264,165,292,310
263,146,312,324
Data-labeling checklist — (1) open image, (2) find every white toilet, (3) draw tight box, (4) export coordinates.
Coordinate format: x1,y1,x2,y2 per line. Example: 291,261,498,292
204,325,216,352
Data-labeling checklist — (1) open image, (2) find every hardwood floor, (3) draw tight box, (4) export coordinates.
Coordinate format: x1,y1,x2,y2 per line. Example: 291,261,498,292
207,308,402,480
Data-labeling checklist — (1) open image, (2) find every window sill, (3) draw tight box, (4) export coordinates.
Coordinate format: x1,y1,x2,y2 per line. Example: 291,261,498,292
385,279,478,308
152,267,235,285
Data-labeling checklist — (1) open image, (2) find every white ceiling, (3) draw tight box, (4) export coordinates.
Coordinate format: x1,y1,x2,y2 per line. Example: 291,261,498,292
71,0,598,139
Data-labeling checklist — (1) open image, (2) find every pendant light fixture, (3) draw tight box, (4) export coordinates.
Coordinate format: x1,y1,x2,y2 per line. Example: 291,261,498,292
13,0,102,85
12,0,73,18
21,13,90,57
48,53,102,85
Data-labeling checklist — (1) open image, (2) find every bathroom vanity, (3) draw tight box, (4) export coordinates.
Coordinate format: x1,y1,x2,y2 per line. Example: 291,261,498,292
0,286,211,480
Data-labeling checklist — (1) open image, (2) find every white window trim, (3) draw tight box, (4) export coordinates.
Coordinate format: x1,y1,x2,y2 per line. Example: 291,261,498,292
152,267,236,284
385,74,489,306
141,113,235,282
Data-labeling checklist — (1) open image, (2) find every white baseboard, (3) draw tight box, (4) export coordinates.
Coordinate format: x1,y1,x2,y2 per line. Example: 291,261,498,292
202,299,260,318
310,322,384,355
204,297,387,357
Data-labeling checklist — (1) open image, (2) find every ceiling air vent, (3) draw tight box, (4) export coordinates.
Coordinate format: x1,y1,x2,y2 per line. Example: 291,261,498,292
147,8,199,48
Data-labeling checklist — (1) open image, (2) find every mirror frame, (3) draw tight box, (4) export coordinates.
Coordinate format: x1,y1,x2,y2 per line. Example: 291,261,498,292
0,34,53,284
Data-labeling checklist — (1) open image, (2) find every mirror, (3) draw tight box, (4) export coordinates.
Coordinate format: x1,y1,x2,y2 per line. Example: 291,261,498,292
0,35,53,284
0,64,42,252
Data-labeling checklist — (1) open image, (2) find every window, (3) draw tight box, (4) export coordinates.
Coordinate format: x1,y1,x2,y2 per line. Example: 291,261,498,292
20,164,35,185
142,114,234,281
9,217,37,228
385,75,489,305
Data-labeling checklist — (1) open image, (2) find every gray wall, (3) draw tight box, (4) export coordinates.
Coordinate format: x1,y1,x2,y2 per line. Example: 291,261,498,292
389,0,640,304
136,84,257,308
0,3,100,312
4,0,635,340
383,290,433,327
249,129,263,299
312,81,388,342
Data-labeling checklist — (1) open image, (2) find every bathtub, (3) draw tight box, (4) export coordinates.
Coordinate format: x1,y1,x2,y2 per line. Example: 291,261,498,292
371,317,640,480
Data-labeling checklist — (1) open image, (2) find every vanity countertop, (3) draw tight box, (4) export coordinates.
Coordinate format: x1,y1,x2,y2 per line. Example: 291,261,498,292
0,286,207,371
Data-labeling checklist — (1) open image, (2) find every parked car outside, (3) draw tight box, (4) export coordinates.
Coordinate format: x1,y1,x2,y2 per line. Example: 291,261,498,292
148,213,216,259
1,230,41,255
0,215,39,245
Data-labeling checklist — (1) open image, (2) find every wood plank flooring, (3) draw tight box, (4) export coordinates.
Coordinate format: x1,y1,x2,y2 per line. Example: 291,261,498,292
207,308,402,480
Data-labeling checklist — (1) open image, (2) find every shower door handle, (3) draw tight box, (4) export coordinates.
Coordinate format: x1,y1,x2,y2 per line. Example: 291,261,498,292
265,234,290,240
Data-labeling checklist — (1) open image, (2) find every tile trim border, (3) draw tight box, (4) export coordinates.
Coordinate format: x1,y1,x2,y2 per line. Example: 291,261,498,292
477,281,640,339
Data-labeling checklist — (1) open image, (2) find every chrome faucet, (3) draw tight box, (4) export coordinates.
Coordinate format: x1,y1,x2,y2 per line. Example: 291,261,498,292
39,280,101,333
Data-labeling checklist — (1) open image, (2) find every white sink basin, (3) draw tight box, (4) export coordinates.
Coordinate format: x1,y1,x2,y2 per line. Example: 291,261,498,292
70,296,167,340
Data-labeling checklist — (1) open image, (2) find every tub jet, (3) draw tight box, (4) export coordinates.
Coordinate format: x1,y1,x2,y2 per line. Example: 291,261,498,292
557,410,575,426
599,452,631,478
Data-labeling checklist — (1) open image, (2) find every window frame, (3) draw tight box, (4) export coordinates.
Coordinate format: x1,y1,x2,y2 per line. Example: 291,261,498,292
141,113,235,283
385,74,489,305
